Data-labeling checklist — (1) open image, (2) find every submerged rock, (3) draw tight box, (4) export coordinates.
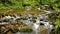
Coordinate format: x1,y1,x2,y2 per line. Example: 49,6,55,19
0,13,54,34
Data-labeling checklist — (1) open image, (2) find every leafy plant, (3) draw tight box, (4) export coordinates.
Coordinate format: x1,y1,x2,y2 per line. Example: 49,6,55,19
0,0,60,10
54,19,60,34
40,0,60,10
24,0,39,5
0,0,23,9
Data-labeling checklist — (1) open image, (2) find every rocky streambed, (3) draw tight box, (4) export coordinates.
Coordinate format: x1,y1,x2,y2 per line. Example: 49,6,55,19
0,5,55,34
0,11,54,34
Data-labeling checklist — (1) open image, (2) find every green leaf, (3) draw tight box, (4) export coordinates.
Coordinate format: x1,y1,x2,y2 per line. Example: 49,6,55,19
55,20,60,26
41,0,49,4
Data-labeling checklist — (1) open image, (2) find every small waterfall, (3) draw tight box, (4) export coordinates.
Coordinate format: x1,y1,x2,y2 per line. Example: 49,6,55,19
14,14,20,19
37,7,41,10
32,19,40,34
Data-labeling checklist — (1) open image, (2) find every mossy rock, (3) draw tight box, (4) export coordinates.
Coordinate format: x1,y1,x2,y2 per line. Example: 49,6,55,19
11,29,18,33
20,28,33,33
32,19,36,23
32,16,37,19
21,17,28,20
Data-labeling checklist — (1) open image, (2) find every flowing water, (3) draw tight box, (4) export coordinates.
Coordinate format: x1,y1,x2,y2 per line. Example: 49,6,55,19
0,8,54,34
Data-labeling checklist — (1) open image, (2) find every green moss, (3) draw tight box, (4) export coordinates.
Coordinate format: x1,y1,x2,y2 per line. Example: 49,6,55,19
20,28,33,32
32,16,37,19
11,29,18,33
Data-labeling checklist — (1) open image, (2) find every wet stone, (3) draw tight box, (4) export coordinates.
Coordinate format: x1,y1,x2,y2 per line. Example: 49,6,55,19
43,20,48,22
40,19,44,21
0,13,54,34
2,15,5,17
40,23,44,25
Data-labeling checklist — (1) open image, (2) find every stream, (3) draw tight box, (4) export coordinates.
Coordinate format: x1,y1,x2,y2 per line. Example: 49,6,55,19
0,7,54,34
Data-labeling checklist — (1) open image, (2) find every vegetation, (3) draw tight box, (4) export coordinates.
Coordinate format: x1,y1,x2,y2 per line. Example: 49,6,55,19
40,0,60,10
32,16,37,19
0,0,60,10
48,12,60,34
20,28,33,32
54,19,60,34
